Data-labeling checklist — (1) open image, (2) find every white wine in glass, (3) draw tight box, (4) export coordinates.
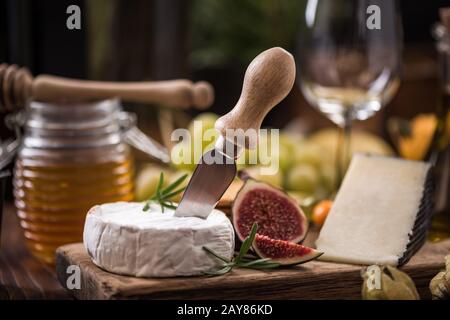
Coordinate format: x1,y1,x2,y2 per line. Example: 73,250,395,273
297,0,402,189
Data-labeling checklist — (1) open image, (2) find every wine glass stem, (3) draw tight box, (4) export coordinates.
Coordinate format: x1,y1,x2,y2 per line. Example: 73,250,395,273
335,111,353,190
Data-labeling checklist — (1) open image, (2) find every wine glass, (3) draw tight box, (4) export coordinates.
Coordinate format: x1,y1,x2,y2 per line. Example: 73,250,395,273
297,0,402,189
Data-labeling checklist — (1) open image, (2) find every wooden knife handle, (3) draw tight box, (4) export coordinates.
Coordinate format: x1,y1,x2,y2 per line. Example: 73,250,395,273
215,47,295,148
32,75,214,109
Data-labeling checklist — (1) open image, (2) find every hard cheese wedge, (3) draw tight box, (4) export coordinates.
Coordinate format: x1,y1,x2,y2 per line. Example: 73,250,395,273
83,202,235,277
316,154,433,266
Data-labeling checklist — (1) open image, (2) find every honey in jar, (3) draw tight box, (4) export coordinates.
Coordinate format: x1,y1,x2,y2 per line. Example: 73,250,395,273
13,100,134,263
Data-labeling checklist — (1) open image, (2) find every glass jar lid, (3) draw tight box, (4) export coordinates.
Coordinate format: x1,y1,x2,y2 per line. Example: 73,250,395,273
22,99,125,149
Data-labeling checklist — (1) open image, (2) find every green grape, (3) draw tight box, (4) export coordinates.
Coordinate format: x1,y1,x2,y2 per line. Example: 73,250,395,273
309,128,394,164
188,112,219,149
243,166,283,188
134,166,169,201
258,132,303,173
170,141,197,171
257,143,292,174
293,142,327,169
320,163,337,193
278,144,293,173
285,164,320,193
279,132,304,153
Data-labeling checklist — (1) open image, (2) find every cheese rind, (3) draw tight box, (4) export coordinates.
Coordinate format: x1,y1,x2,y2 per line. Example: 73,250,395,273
316,154,431,266
83,202,235,277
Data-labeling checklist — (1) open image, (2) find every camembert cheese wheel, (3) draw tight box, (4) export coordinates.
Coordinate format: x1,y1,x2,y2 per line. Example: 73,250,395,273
83,202,235,277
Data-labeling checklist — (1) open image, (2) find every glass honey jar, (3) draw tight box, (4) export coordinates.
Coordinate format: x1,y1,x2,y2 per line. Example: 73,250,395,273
13,99,135,264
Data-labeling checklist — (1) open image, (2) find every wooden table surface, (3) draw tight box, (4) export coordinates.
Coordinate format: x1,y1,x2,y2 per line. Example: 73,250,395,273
0,204,71,299
56,236,450,300
2,200,450,300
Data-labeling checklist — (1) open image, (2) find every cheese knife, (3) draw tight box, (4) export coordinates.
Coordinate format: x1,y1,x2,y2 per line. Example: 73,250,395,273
175,47,296,219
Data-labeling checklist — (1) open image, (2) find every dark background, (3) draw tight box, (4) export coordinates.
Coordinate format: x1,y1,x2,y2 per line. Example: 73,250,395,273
0,0,447,138
0,0,448,299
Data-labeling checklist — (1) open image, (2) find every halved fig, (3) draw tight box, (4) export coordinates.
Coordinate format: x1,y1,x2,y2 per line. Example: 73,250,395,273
232,179,308,243
253,234,323,265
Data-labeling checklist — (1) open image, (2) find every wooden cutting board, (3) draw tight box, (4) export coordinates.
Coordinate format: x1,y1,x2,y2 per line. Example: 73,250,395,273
55,233,450,300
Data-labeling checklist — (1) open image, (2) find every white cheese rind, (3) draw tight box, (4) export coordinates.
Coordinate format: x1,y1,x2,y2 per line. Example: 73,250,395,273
316,154,430,266
83,202,235,277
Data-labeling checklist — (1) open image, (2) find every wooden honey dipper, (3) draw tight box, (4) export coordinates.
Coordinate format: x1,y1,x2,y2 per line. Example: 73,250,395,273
0,63,214,112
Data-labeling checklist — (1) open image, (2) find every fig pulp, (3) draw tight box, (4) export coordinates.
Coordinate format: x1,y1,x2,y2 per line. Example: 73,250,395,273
253,234,323,265
232,179,308,242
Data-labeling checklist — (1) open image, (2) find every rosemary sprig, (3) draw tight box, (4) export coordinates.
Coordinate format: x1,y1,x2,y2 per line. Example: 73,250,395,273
203,223,280,276
143,172,188,212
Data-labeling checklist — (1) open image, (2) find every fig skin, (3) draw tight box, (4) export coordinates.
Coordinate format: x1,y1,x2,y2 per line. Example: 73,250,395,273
252,234,323,265
232,177,309,243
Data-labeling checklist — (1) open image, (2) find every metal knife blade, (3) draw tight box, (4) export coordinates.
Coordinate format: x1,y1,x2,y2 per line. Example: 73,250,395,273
174,147,236,219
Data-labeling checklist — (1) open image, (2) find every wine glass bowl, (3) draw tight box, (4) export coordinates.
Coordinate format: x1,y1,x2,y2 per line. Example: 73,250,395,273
300,49,401,125
297,0,402,187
